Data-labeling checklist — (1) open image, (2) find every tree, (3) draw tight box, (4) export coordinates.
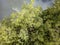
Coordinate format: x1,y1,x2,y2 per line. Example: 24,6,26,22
42,0,60,45
0,0,43,45
0,0,60,45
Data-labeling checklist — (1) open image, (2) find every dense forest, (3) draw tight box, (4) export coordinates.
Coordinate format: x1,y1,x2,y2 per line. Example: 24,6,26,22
0,0,60,45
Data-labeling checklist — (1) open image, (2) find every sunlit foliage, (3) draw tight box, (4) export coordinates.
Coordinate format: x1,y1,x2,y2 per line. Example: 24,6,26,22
0,0,60,45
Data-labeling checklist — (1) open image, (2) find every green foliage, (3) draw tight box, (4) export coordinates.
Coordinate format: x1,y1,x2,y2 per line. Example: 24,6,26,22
0,0,60,45
42,0,60,45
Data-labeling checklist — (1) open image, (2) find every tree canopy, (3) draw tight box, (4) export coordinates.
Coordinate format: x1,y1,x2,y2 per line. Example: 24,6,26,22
0,0,60,45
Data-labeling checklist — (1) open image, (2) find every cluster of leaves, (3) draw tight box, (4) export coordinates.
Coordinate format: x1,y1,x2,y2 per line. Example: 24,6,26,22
41,0,60,45
0,0,60,45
